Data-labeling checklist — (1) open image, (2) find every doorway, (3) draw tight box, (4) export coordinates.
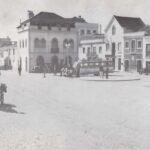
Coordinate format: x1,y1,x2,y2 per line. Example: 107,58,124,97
125,60,129,71
137,60,142,72
118,58,121,70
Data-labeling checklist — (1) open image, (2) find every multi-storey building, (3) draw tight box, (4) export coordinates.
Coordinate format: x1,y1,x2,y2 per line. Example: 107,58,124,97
17,11,98,72
78,34,108,61
105,15,145,71
0,41,18,70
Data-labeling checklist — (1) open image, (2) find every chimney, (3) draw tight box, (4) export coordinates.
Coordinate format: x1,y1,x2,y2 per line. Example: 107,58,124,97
28,10,34,19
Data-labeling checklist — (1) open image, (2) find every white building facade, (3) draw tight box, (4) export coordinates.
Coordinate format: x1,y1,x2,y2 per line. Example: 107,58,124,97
105,15,145,71
17,12,98,73
78,35,108,61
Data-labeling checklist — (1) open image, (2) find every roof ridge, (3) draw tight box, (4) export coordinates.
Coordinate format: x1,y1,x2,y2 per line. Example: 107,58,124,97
114,15,141,19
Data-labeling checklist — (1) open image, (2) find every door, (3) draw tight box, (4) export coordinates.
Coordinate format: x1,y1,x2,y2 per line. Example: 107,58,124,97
137,60,142,72
118,58,121,70
125,60,129,71
112,43,116,69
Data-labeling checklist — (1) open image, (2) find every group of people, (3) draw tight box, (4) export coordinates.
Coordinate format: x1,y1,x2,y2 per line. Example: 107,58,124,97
99,65,109,79
60,65,74,77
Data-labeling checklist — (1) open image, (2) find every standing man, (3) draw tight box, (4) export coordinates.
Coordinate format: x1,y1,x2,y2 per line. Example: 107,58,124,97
18,65,22,76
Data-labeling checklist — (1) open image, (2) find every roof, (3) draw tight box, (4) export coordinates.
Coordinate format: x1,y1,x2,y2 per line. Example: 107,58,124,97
18,12,86,28
114,15,145,33
105,15,146,33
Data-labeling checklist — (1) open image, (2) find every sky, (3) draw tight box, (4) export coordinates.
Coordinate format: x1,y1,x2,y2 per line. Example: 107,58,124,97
1,0,150,40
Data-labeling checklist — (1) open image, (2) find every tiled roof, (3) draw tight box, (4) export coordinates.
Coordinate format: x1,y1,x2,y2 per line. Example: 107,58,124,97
18,12,86,28
114,15,145,33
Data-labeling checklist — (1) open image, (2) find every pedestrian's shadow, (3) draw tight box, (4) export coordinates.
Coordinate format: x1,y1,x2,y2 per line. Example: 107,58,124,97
0,104,25,114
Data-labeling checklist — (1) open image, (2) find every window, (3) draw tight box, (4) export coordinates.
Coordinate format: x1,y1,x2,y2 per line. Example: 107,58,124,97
83,47,85,54
93,30,97,34
106,43,109,51
8,49,10,55
81,30,85,35
41,38,46,48
131,40,135,50
125,41,129,49
34,38,40,48
20,40,21,48
118,42,121,51
146,44,150,57
93,47,96,54
13,49,15,55
51,38,59,53
22,40,24,48
137,40,142,49
99,46,102,53
112,25,116,35
69,39,74,49
87,30,91,34
25,39,27,48
87,47,90,54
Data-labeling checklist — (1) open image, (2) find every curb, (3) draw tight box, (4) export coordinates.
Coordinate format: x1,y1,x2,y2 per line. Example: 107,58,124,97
81,78,141,82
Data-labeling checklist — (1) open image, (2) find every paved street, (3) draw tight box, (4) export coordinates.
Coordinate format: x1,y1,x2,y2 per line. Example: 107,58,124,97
0,71,150,150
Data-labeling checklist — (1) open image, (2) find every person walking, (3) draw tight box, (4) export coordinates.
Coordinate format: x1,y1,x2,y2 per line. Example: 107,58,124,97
99,65,104,78
43,64,46,78
18,65,22,76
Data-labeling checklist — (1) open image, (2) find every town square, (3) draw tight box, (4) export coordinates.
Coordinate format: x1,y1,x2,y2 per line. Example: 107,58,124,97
0,0,150,149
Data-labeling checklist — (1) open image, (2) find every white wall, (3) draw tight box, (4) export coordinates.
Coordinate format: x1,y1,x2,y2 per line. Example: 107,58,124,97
18,30,29,72
78,40,106,60
105,18,124,71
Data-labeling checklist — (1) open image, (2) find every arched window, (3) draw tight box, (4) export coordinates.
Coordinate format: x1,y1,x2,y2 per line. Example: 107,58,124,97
22,40,24,48
34,38,40,48
112,25,116,35
51,38,59,53
41,38,46,48
25,39,27,48
63,39,68,48
20,40,21,48
69,39,74,50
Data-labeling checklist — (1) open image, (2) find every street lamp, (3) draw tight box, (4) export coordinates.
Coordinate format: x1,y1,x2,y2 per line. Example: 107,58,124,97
65,41,71,66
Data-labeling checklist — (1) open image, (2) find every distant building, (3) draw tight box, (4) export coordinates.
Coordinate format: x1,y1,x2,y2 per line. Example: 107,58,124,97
0,41,18,70
105,15,145,71
17,11,98,72
78,34,108,61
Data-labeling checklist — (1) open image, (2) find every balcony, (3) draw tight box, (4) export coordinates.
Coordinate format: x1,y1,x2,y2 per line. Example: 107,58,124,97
51,48,59,53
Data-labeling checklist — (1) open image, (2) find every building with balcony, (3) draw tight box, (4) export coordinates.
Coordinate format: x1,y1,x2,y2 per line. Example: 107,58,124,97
17,11,98,72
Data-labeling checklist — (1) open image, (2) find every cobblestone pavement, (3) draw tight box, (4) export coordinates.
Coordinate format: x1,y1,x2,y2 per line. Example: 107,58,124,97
0,71,150,150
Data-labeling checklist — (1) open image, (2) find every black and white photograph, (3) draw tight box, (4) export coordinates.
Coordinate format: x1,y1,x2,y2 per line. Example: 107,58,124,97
0,0,150,149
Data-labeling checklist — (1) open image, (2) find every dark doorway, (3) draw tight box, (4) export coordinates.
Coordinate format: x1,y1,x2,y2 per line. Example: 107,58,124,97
51,56,59,72
137,60,142,72
125,60,129,71
112,43,116,69
36,56,45,67
118,58,121,70
146,61,150,72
